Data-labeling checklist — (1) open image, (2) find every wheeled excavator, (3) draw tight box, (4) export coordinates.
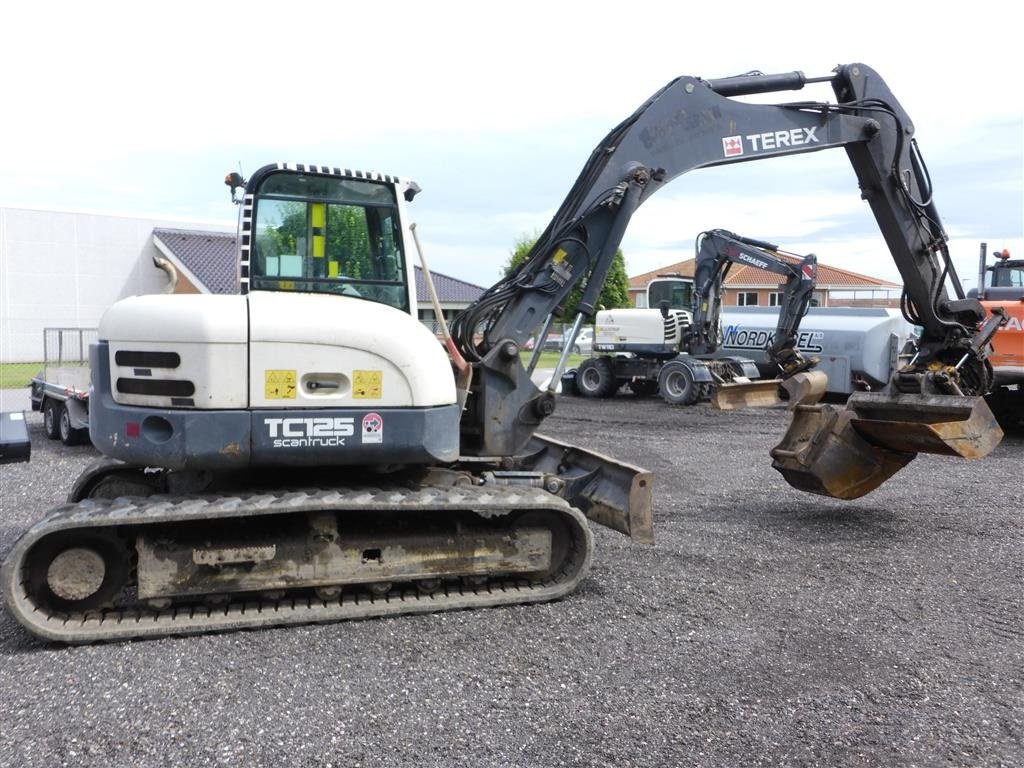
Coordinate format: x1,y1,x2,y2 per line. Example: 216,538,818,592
1,63,1007,642
571,229,819,407
689,229,820,409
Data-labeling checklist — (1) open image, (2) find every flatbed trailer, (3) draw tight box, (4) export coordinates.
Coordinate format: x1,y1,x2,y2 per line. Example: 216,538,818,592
28,327,96,446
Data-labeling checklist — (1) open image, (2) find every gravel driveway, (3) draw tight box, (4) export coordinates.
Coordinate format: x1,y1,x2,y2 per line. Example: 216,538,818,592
1,397,1021,768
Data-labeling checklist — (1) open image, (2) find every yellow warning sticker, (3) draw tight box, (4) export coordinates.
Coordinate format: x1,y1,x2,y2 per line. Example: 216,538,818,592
265,369,297,399
353,370,383,399
552,248,568,264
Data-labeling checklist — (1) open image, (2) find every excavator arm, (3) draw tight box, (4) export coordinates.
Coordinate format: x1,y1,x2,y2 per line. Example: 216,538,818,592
451,62,1003,498
687,228,819,377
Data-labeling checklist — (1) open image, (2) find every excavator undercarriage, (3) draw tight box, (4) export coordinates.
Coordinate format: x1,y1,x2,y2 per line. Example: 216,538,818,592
2,436,652,643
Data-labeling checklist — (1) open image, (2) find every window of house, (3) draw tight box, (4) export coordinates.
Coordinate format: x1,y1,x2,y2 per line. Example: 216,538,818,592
772,291,822,307
737,292,758,306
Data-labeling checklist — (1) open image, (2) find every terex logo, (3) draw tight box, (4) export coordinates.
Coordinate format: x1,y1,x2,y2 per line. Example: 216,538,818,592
745,127,819,152
738,253,769,269
265,417,354,448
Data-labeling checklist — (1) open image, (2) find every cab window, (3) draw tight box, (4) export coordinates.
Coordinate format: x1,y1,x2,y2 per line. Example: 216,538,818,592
251,173,409,311
648,279,694,310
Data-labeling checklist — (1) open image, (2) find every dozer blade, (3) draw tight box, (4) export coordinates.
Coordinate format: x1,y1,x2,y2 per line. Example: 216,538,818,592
770,387,1004,500
712,378,786,410
521,434,654,544
845,392,1003,459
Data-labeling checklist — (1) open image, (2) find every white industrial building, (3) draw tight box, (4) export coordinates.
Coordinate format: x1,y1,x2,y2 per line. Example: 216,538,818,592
0,206,234,362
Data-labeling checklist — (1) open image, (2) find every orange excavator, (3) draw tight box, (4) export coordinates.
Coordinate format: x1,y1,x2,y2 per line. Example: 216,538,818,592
970,244,1024,429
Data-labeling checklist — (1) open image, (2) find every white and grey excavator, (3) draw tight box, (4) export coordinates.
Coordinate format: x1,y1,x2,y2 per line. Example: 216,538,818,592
568,228,819,408
2,63,1006,642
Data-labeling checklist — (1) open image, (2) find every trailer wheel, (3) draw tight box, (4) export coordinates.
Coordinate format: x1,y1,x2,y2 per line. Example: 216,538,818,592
575,358,618,398
658,363,700,406
43,400,63,440
59,406,84,446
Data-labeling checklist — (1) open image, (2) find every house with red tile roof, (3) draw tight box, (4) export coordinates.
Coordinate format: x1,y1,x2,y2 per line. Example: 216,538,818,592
628,252,900,309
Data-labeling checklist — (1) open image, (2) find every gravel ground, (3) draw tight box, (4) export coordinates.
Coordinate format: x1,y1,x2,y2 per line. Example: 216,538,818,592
1,397,1021,768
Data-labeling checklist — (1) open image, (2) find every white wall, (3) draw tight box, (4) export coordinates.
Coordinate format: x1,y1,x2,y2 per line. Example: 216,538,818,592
0,207,233,362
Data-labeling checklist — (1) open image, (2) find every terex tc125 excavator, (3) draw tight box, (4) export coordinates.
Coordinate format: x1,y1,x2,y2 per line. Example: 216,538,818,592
1,63,1007,642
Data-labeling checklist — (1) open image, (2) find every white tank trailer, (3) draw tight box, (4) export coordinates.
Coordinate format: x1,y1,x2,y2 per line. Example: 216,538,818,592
711,306,917,395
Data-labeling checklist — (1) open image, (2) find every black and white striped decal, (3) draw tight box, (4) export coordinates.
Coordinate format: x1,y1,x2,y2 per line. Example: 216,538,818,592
239,193,254,292
238,163,403,295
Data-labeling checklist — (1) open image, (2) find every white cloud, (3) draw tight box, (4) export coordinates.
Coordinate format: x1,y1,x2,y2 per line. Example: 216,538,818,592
1,0,1019,297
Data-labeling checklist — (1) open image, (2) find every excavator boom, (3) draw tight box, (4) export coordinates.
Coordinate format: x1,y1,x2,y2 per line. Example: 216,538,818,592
452,63,1004,496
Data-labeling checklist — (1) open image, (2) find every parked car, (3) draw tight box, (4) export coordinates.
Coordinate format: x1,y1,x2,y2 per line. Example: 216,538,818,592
541,333,565,352
572,328,594,354
541,328,593,354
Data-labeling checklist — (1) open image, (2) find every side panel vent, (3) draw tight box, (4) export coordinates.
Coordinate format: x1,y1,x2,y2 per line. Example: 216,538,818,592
114,351,181,368
116,379,196,397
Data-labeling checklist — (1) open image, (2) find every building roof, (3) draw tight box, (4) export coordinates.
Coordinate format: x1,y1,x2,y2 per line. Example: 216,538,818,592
153,228,239,294
152,228,487,302
629,252,900,291
413,267,488,304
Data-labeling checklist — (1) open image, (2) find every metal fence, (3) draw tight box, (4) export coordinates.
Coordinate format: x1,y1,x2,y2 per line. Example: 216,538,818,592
43,327,98,366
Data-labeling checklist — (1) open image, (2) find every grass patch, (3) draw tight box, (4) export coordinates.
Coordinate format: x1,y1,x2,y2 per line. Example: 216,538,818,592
0,362,42,389
520,351,587,369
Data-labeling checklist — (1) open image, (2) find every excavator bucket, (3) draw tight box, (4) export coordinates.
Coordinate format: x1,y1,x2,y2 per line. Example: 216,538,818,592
843,392,1003,459
713,368,830,411
711,378,786,410
771,381,1003,500
770,402,916,500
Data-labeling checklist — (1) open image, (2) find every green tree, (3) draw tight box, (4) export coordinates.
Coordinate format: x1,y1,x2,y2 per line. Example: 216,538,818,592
503,233,631,318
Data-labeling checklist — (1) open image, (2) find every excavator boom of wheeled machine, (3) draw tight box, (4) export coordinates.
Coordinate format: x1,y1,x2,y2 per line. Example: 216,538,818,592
2,63,1006,642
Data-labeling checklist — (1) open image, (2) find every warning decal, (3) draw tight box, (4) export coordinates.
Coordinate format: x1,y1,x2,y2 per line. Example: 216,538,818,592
265,369,297,399
362,412,383,444
353,370,383,399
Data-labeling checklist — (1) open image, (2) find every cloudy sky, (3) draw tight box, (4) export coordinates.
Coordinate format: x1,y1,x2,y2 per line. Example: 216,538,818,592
2,1,1020,292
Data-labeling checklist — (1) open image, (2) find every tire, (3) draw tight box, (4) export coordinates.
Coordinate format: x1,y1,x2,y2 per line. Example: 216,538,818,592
43,400,62,440
658,363,700,406
572,345,581,355
59,406,84,446
575,357,619,398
